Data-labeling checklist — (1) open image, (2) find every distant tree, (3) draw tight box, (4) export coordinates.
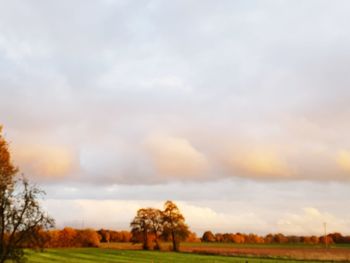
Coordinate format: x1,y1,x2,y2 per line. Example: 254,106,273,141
287,235,301,243
310,235,320,245
120,231,132,242
202,231,216,242
45,230,60,247
58,227,77,247
328,232,344,244
265,233,274,243
76,229,101,247
186,232,200,242
0,126,54,263
162,200,189,251
222,233,234,242
232,233,245,243
215,233,223,242
319,235,334,245
110,230,122,242
98,229,110,243
274,233,288,244
246,233,264,244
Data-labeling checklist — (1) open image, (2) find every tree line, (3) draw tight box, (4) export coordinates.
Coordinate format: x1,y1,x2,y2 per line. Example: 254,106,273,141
29,228,350,250
23,228,131,248
25,226,198,249
19,227,350,251
201,231,350,245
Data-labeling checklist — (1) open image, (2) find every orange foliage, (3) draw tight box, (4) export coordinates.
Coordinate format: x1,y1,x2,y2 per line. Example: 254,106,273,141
30,227,350,249
33,228,102,248
200,231,350,245
186,232,201,242
98,229,132,243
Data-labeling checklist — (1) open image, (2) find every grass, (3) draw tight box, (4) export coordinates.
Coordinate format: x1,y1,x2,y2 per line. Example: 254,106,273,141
24,248,341,263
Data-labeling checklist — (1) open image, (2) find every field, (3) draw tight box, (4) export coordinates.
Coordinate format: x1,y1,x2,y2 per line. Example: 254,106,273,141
24,243,350,263
25,248,343,263
179,243,350,261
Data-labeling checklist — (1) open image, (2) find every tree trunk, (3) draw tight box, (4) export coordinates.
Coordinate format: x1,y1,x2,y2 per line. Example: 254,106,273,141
171,231,178,252
143,230,149,250
154,232,160,250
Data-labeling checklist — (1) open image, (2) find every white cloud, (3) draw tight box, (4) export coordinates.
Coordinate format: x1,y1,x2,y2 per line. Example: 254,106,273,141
44,199,269,234
43,199,350,236
277,208,350,235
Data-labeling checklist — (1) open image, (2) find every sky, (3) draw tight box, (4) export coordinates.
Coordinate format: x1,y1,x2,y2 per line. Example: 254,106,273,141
1,0,350,236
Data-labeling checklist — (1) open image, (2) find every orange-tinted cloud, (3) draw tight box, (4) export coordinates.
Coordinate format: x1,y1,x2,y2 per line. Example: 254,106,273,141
145,135,209,178
226,148,292,179
336,150,350,173
12,144,76,179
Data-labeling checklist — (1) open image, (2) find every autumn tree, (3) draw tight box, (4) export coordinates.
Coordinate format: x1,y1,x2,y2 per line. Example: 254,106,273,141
58,227,77,247
76,229,101,247
145,208,163,249
186,232,200,242
162,200,189,251
130,209,149,249
130,208,163,250
98,229,110,243
202,231,216,242
0,126,54,263
119,231,132,242
215,233,223,242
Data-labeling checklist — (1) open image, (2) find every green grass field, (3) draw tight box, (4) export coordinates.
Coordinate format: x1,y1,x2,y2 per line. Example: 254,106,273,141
24,248,338,263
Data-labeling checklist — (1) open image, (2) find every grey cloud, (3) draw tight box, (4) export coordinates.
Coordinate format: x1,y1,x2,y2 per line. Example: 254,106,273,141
1,0,350,184
2,0,350,234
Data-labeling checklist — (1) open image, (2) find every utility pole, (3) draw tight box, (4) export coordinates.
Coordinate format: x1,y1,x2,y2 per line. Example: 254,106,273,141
323,222,327,248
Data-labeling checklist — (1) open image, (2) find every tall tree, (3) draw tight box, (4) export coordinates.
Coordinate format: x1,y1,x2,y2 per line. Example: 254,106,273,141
162,200,189,252
0,126,54,263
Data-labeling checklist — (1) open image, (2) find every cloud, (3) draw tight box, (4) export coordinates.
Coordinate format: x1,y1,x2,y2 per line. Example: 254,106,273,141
12,144,77,180
225,148,292,179
46,199,150,229
43,198,350,235
1,0,350,185
145,135,209,178
178,202,269,234
2,1,350,236
277,207,350,235
43,199,270,234
336,150,350,173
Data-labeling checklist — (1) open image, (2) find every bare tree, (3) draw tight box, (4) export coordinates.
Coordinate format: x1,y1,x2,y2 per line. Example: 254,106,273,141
0,126,54,263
